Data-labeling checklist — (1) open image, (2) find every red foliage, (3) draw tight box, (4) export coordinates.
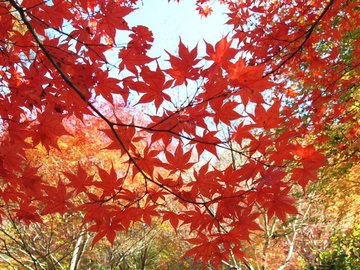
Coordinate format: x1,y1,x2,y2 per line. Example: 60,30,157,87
0,0,358,267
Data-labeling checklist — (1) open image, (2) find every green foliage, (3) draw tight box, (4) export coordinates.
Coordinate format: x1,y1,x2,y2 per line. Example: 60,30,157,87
307,223,360,269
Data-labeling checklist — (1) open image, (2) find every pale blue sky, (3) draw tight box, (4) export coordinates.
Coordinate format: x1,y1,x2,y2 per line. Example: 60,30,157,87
106,1,232,112
125,0,231,58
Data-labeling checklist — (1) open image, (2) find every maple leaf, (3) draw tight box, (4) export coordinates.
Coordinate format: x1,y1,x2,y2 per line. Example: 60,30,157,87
249,99,283,129
80,197,119,225
213,101,241,125
94,71,122,102
0,143,27,173
129,25,154,53
194,130,221,158
236,160,260,183
162,211,180,230
2,0,357,266
291,167,318,189
39,0,72,28
97,2,132,42
228,59,275,104
290,144,327,189
119,47,155,75
268,137,297,165
41,179,74,215
204,36,237,69
199,75,228,102
196,4,213,17
215,195,247,222
0,185,25,203
184,233,228,268
142,204,158,225
19,166,45,198
262,186,298,223
127,65,172,108
219,164,247,188
70,21,100,53
166,39,200,85
256,167,286,188
100,125,137,154
188,163,223,198
93,165,124,198
88,214,125,247
164,145,196,174
63,163,94,195
16,200,43,225
232,121,255,146
292,144,326,170
31,108,70,151
180,208,219,233
175,104,209,135
118,206,143,230
229,207,262,237
134,147,163,176
147,110,179,145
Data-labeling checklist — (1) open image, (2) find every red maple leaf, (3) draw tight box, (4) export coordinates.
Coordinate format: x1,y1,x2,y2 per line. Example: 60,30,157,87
166,39,200,85
262,186,298,223
127,65,172,108
204,36,237,68
213,101,241,125
41,180,74,215
63,163,95,195
88,214,125,247
16,200,43,225
227,59,275,104
249,99,283,129
97,2,132,41
184,233,228,268
1,0,355,265
162,211,180,230
119,47,155,75
93,165,124,198
164,145,196,174
19,166,45,198
31,108,70,151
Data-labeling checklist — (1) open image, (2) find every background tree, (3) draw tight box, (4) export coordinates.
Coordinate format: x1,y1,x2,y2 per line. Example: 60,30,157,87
0,115,202,269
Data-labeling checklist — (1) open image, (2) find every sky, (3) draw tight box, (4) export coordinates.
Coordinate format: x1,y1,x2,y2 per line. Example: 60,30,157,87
125,0,231,58
103,0,234,125
105,0,233,110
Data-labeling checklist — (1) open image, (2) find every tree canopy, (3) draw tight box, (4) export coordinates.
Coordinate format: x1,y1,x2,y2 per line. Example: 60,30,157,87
0,0,359,268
